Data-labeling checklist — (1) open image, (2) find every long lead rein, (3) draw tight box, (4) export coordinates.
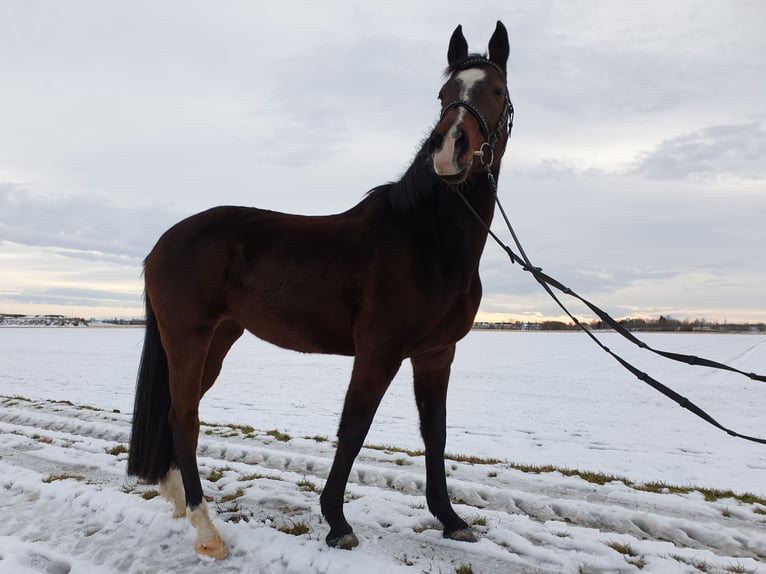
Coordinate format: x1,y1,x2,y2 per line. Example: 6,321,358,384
455,167,766,445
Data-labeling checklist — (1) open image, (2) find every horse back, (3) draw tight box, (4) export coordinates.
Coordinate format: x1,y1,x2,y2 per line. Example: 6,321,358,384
144,199,482,358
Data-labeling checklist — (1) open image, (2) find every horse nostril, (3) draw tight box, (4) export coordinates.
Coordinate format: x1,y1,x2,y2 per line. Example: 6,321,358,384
428,132,444,154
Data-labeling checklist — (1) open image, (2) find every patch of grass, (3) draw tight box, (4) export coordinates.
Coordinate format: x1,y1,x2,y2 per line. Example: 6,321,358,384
219,488,246,503
468,515,487,527
502,462,766,508
699,488,766,506
277,520,311,536
266,429,292,442
297,478,318,493
306,435,328,443
607,540,646,569
446,453,502,465
634,481,693,495
76,404,100,411
200,421,255,438
106,444,129,456
726,563,757,574
669,554,714,573
631,557,647,569
753,506,766,515
207,467,230,483
2,395,32,406
487,471,497,478
509,462,625,486
43,473,85,483
363,443,425,457
455,564,474,574
32,433,53,444
395,458,406,466
241,472,282,482
142,489,161,500
633,482,766,506
607,540,638,557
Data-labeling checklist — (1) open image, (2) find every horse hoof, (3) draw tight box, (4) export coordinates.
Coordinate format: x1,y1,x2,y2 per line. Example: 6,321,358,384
195,536,229,560
445,527,477,543
326,532,359,550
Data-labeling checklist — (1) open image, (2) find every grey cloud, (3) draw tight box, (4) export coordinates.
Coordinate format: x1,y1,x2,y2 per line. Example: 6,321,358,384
633,122,766,180
7,286,140,308
0,183,182,261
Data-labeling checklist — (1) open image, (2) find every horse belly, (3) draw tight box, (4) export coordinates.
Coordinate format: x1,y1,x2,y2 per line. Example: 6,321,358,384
244,312,356,356
232,277,358,356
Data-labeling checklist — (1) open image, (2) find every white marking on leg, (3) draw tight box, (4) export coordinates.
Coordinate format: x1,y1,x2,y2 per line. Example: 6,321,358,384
189,499,229,559
433,69,486,176
159,467,187,518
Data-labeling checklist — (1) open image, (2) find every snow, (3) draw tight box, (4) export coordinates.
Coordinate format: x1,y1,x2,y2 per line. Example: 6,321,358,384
0,328,764,573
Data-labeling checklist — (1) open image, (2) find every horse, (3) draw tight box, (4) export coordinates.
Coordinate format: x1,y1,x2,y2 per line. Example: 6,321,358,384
128,21,512,559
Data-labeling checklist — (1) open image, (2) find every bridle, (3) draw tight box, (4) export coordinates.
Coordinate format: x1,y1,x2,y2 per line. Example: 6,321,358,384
437,57,514,169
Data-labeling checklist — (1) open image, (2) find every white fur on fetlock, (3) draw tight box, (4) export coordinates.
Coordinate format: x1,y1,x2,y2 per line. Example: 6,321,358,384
159,467,186,518
189,500,229,559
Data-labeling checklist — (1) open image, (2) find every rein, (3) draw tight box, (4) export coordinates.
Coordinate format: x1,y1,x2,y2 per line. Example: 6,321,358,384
458,175,766,445
448,66,766,444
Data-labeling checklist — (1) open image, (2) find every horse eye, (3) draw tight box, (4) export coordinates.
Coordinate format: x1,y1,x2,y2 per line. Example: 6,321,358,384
493,88,504,97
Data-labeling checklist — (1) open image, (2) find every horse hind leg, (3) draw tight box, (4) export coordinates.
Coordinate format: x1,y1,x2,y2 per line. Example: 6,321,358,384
159,466,186,518
163,326,230,560
159,465,223,556
201,319,244,397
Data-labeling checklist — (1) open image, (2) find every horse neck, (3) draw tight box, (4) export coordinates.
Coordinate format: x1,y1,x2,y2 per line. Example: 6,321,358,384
441,167,498,262
387,143,503,268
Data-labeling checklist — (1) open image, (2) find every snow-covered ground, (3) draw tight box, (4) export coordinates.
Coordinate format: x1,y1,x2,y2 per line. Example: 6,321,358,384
0,328,764,573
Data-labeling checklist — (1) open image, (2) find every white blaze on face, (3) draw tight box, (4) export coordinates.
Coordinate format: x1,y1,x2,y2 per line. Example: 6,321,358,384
433,68,486,177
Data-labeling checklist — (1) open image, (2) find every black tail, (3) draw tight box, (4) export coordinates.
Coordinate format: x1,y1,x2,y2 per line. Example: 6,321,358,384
127,295,174,482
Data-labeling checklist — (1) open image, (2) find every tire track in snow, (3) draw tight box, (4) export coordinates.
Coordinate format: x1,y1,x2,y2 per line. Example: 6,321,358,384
1,397,765,573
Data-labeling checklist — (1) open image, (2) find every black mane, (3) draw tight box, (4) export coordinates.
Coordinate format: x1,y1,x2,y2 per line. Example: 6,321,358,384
368,138,443,212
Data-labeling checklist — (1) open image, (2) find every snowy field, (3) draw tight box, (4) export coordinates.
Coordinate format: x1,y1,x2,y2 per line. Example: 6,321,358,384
0,328,764,573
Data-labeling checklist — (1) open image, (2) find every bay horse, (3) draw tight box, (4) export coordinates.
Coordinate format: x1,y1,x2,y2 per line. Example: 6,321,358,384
128,21,512,559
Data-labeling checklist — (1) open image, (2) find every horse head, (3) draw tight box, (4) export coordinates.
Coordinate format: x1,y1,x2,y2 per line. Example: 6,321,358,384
429,21,511,184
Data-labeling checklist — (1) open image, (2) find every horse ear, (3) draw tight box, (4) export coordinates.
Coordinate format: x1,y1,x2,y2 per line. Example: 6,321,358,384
448,25,468,65
488,21,509,72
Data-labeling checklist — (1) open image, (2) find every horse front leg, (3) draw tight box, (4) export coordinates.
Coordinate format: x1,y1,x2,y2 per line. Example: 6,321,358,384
320,354,401,548
411,345,476,542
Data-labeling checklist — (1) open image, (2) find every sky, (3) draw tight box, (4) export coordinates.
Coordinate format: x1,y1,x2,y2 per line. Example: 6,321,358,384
1,1,765,323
